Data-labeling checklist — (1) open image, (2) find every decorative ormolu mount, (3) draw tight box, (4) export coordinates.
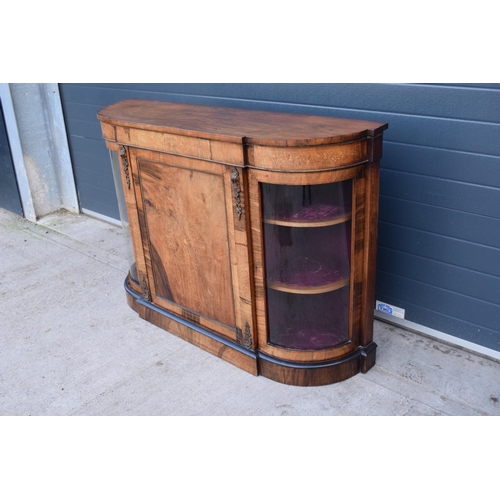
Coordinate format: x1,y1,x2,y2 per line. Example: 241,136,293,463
236,322,252,349
243,322,252,349
141,276,151,301
230,167,243,220
120,145,131,189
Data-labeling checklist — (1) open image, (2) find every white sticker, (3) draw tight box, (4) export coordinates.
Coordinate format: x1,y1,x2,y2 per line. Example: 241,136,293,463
376,301,405,319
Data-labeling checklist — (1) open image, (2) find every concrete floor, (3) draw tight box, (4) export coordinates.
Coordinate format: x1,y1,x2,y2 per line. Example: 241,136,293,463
1,207,499,416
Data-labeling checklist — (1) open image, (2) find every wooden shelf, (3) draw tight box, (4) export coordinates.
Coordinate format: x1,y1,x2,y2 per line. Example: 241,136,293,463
264,211,351,228
268,277,349,295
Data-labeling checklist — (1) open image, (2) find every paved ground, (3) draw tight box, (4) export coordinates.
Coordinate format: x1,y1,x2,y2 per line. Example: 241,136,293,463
1,207,499,416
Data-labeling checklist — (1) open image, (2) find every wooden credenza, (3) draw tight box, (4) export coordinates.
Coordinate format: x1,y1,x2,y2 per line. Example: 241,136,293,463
98,100,388,386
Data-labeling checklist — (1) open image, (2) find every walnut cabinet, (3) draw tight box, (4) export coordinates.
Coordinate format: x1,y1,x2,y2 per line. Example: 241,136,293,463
98,100,388,386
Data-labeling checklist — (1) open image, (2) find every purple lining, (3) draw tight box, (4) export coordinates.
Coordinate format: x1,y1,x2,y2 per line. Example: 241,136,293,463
269,257,344,287
273,327,346,350
276,204,343,221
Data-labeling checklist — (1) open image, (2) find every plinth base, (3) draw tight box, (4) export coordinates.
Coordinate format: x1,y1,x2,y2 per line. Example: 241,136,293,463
125,277,376,387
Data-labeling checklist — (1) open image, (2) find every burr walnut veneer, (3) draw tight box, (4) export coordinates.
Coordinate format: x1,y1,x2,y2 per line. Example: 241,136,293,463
98,99,388,386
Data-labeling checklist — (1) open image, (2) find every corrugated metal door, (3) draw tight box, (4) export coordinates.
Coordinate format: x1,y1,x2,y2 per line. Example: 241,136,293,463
58,83,500,353
0,99,23,216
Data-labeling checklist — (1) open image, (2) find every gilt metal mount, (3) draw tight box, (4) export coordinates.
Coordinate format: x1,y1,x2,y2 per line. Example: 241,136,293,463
230,168,243,220
120,146,131,189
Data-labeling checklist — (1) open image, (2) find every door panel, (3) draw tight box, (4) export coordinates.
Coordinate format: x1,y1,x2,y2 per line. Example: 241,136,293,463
138,158,236,328
124,147,259,343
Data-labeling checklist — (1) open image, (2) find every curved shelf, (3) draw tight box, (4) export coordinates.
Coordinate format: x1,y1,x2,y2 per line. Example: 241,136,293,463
264,211,351,228
268,277,349,295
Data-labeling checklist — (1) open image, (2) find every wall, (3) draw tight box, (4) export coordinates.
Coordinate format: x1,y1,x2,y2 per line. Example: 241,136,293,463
0,98,23,216
59,83,500,352
3,84,78,220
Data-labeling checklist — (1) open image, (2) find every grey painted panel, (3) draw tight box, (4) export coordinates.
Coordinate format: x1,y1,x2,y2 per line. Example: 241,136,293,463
64,83,500,123
59,101,104,123
378,222,500,278
78,195,120,221
376,271,500,334
59,83,500,351
74,178,119,216
382,143,500,189
380,170,500,218
70,150,112,175
355,114,500,156
61,85,179,106
377,247,500,306
80,178,116,197
66,135,109,156
65,118,103,141
375,279,500,351
0,101,23,216
73,164,115,192
61,85,500,156
379,197,500,248
429,83,500,90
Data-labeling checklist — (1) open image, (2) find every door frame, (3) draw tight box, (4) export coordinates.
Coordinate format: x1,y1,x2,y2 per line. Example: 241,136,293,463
0,84,35,221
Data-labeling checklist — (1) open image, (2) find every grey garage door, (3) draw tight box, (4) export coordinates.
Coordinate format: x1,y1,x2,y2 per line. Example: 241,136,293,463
0,99,23,216
59,83,500,353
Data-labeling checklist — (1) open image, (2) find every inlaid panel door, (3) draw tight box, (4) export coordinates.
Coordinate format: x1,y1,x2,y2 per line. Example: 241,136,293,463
127,147,255,347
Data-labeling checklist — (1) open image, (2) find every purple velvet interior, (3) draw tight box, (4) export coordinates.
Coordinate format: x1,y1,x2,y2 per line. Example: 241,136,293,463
268,257,344,287
265,223,351,288
261,180,352,351
276,204,344,221
272,327,346,350
266,287,350,350
261,182,352,224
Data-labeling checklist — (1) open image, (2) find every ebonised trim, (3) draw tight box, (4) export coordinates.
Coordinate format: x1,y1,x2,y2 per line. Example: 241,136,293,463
257,343,376,370
125,277,257,359
124,276,377,370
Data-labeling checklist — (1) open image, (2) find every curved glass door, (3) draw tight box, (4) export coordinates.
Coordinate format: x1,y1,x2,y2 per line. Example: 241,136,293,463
110,149,139,282
262,180,352,350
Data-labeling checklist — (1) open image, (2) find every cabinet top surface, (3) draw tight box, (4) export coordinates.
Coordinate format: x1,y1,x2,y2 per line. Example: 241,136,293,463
97,99,388,147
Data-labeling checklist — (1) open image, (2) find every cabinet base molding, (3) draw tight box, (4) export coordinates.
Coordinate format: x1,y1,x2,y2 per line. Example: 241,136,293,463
125,278,259,376
125,277,376,386
258,345,377,386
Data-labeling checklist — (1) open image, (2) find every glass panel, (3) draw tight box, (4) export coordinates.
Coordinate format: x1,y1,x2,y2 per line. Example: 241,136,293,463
266,287,350,349
110,150,138,282
262,180,352,350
